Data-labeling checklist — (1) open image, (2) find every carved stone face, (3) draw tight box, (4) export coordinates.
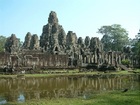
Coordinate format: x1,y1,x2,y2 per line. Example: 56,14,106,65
5,34,19,53
85,36,90,47
48,11,58,24
66,31,77,45
52,23,58,33
30,34,39,50
23,32,32,48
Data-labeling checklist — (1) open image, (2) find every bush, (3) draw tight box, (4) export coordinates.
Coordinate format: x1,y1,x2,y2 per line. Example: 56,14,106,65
121,59,130,65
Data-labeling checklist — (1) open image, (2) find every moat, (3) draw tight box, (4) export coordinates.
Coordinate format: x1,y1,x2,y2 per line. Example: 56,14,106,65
0,74,139,104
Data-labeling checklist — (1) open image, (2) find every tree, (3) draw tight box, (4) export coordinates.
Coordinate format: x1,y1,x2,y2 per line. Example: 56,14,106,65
130,30,140,47
132,30,140,66
97,24,129,51
129,30,140,67
135,29,140,40
0,35,7,52
133,39,140,66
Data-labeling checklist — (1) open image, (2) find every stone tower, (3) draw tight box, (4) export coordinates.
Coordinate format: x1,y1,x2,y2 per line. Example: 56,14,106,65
5,34,19,54
22,32,32,49
40,11,66,54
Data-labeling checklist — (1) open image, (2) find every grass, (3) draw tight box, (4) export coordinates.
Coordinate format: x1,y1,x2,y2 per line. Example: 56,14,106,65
0,69,139,78
4,90,140,105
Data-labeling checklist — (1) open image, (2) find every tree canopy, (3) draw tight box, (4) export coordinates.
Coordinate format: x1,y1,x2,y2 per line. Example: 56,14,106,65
97,24,129,51
131,30,140,66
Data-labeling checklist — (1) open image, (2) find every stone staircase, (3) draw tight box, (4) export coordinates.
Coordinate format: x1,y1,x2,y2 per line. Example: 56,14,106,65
119,65,129,70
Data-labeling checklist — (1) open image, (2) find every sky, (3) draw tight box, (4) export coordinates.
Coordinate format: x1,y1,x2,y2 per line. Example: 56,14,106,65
0,0,140,41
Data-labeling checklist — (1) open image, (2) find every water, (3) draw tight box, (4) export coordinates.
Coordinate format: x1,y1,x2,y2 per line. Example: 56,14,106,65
0,74,139,104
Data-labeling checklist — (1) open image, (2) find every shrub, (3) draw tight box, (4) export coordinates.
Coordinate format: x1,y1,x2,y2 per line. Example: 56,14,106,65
121,59,130,65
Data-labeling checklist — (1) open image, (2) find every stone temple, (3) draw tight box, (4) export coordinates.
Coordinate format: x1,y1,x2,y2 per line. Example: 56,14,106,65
0,11,138,72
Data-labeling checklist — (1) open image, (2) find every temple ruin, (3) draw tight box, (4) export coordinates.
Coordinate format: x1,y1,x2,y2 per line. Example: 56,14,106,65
0,11,138,73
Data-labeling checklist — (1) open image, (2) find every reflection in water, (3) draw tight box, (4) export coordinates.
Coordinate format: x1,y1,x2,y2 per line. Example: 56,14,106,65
0,74,139,102
0,96,7,105
17,93,25,103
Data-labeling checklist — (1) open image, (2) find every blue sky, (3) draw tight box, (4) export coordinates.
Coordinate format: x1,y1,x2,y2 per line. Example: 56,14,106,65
0,0,139,41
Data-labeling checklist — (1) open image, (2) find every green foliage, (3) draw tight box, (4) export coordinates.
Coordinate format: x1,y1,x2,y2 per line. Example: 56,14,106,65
136,40,140,54
134,40,140,65
135,30,140,40
121,59,130,65
0,35,7,52
134,39,140,54
98,24,129,51
131,30,140,66
130,31,140,48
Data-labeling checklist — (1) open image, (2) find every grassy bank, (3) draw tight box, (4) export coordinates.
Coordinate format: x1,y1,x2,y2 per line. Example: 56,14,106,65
0,69,139,78
5,90,140,105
